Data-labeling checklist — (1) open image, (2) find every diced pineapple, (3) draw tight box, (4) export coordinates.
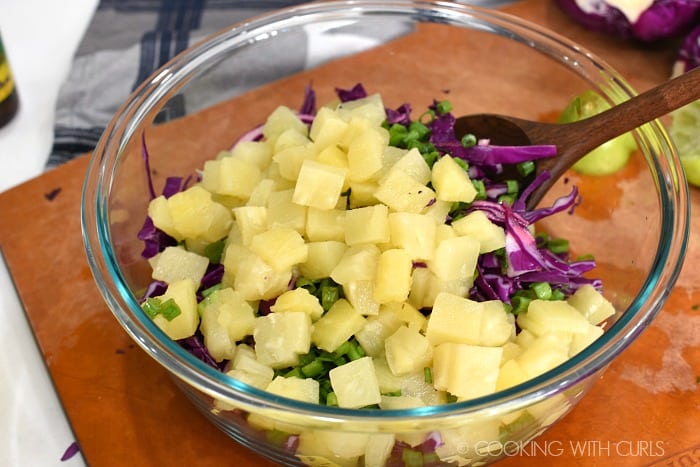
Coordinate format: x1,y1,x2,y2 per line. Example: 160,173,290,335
426,293,482,346
296,431,360,467
567,284,616,325
569,323,604,357
200,304,236,362
330,244,380,285
230,140,273,170
232,205,267,246
315,144,350,177
149,245,209,286
374,168,436,214
254,311,311,368
355,308,403,357
151,278,199,340
432,343,503,400
347,180,379,208
329,356,382,408
373,249,412,304
306,207,346,242
266,189,307,233
227,348,274,389
392,301,427,333
423,198,452,224
384,325,433,376
274,127,310,153
516,299,591,336
166,186,233,242
397,371,447,406
313,430,370,461
266,376,319,404
200,156,262,200
311,299,366,352
147,195,179,240
270,287,324,321
388,212,436,261
246,178,275,207
293,159,347,210
346,126,386,182
309,106,349,151
515,328,537,349
429,235,480,283
372,357,403,393
515,332,571,378
374,146,406,181
408,268,471,310
451,210,506,253
209,287,256,341
501,341,522,363
273,143,317,181
364,433,395,467
249,226,308,272
496,359,529,391
431,155,477,203
343,280,380,316
344,204,390,245
223,244,291,301
479,300,515,347
336,93,386,127
382,148,432,185
262,105,308,147
299,241,348,280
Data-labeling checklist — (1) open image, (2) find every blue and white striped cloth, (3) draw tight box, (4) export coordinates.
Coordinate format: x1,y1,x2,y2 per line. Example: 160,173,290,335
48,0,509,168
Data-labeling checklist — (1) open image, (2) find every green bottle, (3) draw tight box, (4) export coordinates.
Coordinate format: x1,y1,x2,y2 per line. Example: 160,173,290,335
0,33,19,128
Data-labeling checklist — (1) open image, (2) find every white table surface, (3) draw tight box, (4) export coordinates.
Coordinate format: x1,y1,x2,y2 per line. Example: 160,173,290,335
0,1,97,465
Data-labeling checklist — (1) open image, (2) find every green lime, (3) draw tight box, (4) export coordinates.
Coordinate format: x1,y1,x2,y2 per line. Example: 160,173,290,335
558,90,635,176
669,99,700,187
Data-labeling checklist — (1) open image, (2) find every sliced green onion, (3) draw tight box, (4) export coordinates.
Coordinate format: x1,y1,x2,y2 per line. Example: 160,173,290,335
550,288,566,301
141,297,161,318
435,100,452,115
424,367,433,384
547,237,570,254
200,283,222,299
347,341,365,361
326,392,338,406
511,295,532,314
460,133,477,148
203,239,226,264
516,160,536,177
382,390,402,397
158,298,182,321
301,359,326,378
505,179,519,195
402,448,424,467
452,157,469,171
498,193,516,206
531,282,552,300
320,284,340,311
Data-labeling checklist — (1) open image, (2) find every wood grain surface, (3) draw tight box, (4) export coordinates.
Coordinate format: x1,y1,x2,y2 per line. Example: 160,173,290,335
0,1,697,466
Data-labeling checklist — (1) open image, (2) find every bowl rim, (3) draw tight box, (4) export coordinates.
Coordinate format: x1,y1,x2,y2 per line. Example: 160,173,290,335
81,0,690,425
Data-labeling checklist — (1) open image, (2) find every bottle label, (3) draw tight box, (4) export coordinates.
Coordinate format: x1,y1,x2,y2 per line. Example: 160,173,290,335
0,60,15,102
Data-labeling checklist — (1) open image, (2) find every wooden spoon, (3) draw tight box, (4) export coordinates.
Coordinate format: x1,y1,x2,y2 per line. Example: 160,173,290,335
453,66,700,209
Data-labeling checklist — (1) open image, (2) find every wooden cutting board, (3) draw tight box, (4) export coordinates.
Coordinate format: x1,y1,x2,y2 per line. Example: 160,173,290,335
0,1,698,466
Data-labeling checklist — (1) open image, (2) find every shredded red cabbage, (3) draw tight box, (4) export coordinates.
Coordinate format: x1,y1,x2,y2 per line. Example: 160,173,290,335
336,82,368,102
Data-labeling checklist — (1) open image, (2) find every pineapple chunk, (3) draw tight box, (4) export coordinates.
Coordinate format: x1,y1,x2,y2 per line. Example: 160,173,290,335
330,244,380,285
266,189,307,234
496,359,529,391
270,287,324,321
379,395,426,410
348,180,379,208
516,299,591,336
429,235,480,283
299,241,348,280
373,249,413,304
248,227,308,272
423,198,452,224
388,212,436,261
273,143,316,182
147,195,179,240
346,125,386,182
479,300,515,347
246,178,275,207
262,105,308,147
408,268,471,310
230,140,272,170
355,308,403,357
343,280,380,316
254,312,311,368
274,127,310,153
384,147,432,185
345,204,390,245
569,323,604,357
306,207,346,242
388,301,427,333
311,299,366,352
516,332,571,378
364,433,395,467
431,155,477,203
266,376,319,404
384,325,433,376
315,144,350,177
296,431,361,467
432,343,503,400
313,430,370,461
374,168,436,214
149,246,209,286
151,278,199,340
309,106,349,150
567,284,616,325
208,287,256,341
451,210,506,253
200,304,236,362
165,186,233,242
200,156,262,199
293,159,347,210
223,244,292,301
337,93,386,127
426,293,483,346
227,350,275,389
232,205,267,246
329,356,381,408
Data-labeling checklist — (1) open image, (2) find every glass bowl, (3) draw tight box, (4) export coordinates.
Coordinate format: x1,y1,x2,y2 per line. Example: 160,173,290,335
81,1,689,465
